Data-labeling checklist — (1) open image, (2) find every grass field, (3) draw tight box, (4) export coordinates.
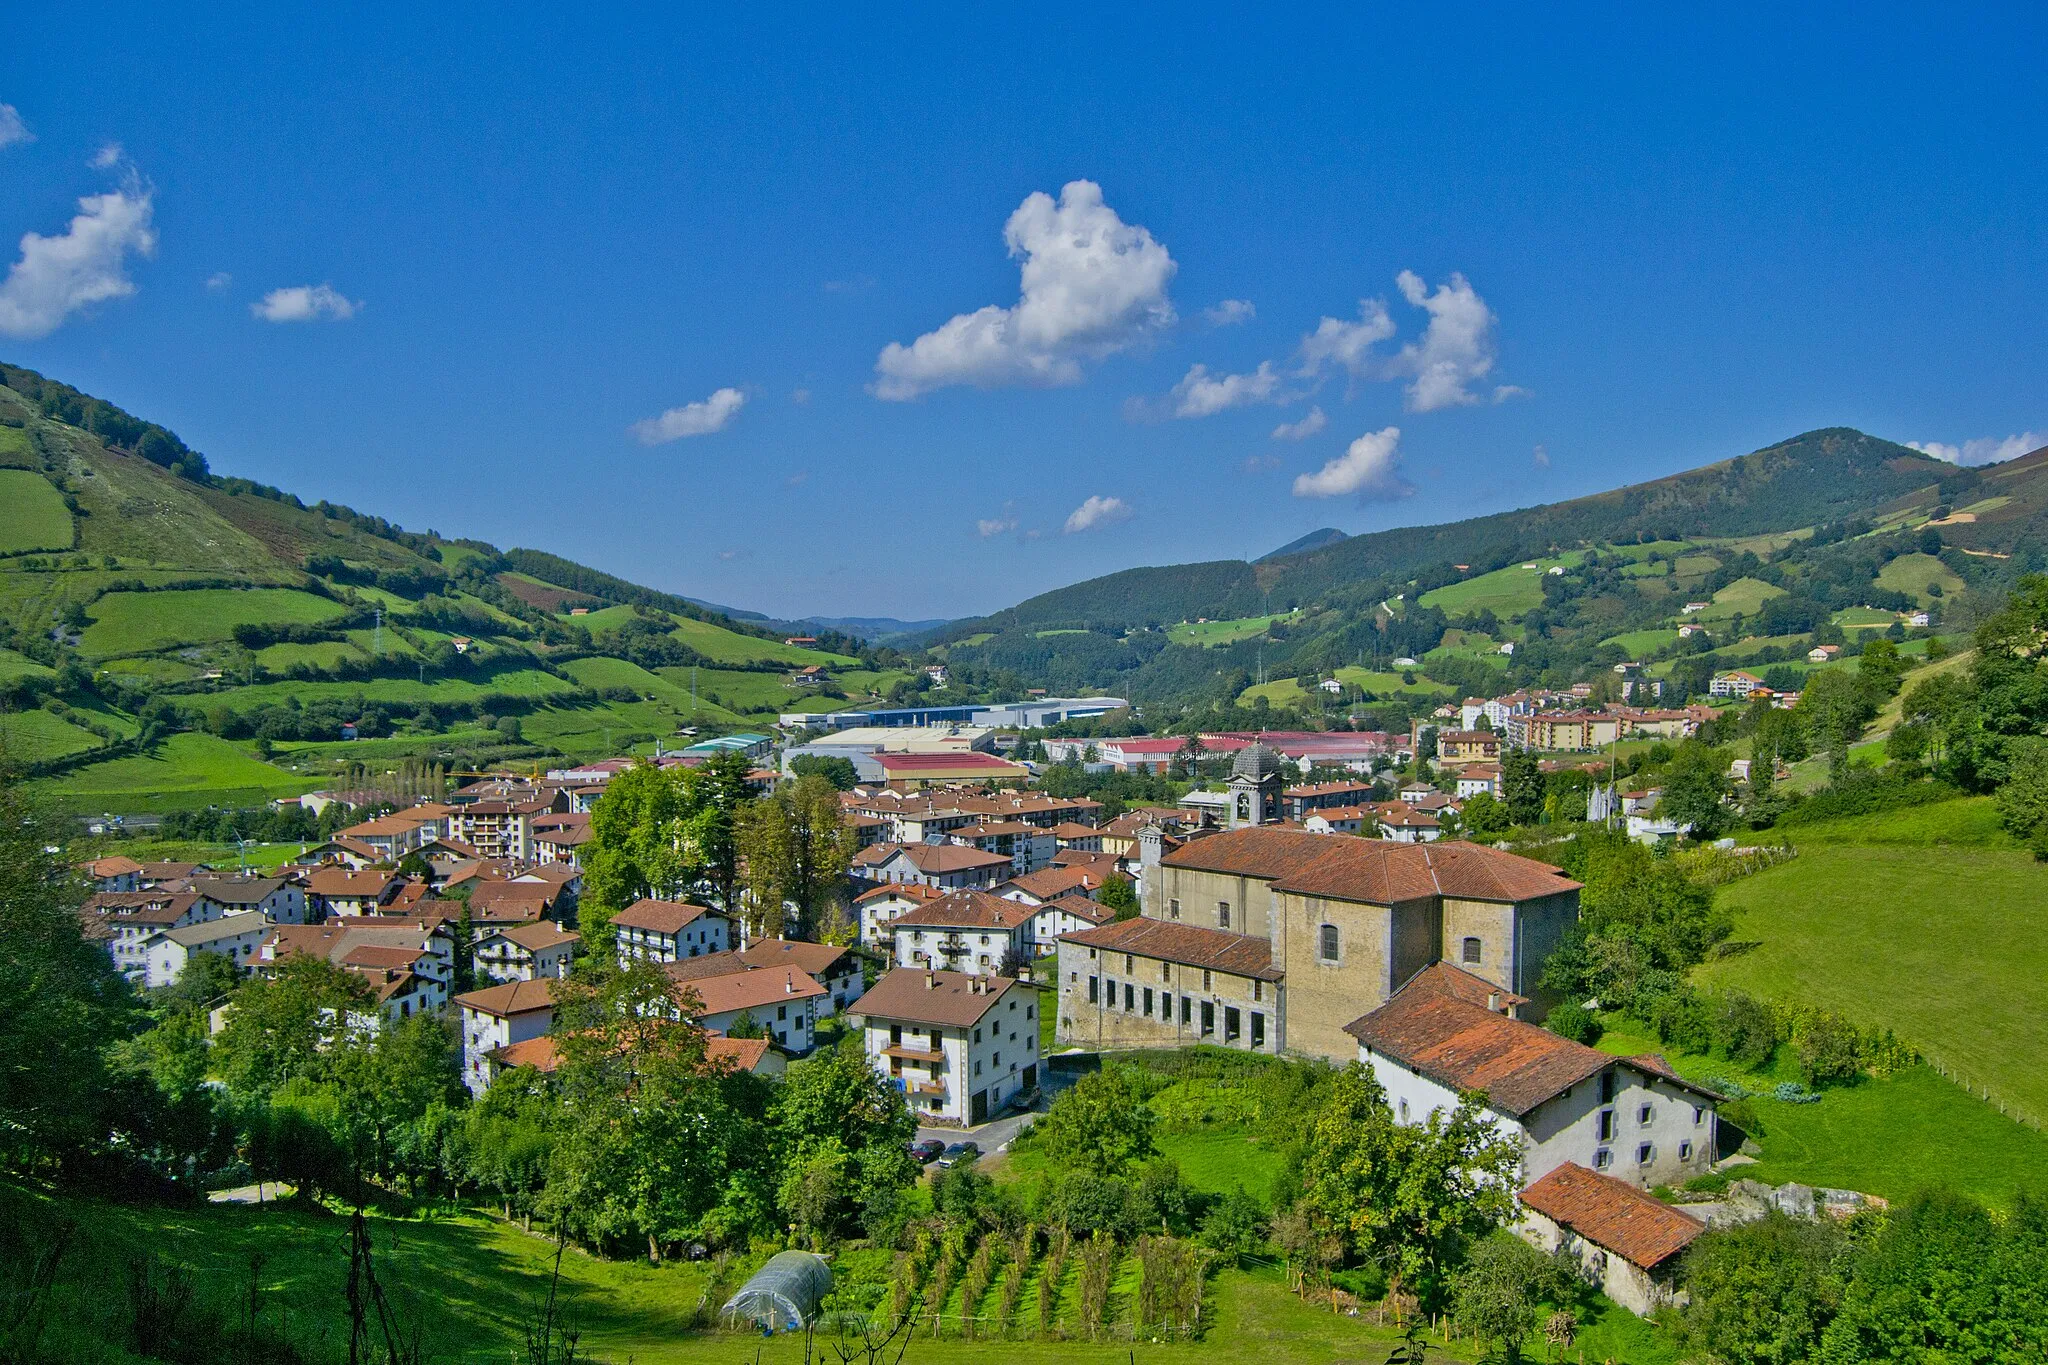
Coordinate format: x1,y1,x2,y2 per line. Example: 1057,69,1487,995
0,646,56,679
0,469,74,553
1736,796,2015,850
209,665,582,710
78,587,349,658
1589,1023,2048,1207
1832,606,1897,629
1875,552,1964,604
9,1186,1498,1365
1239,666,1452,707
1168,613,1292,647
670,615,857,667
1697,576,1785,620
1417,553,1582,617
1697,842,2048,1128
255,639,365,671
29,732,315,813
0,707,108,761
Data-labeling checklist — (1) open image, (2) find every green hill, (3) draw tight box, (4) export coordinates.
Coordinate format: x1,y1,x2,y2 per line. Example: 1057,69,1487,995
0,364,893,810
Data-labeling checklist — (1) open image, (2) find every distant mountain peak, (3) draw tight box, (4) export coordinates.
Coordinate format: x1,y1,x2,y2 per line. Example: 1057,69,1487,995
1258,527,1348,562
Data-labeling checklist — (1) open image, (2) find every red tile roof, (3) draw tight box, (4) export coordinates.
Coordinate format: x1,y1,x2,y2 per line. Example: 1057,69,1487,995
669,963,826,1016
610,898,721,935
852,967,1027,1027
1060,916,1282,981
1519,1163,1704,1269
738,938,857,978
454,978,559,1018
1344,987,1608,1116
855,882,946,904
889,888,1033,931
999,866,1101,902
1162,827,1580,905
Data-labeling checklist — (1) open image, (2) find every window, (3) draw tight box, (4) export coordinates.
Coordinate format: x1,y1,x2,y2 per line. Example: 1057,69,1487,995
1224,1006,1241,1042
1218,901,1231,929
1636,1143,1653,1165
974,1060,982,1076
1181,996,1192,1025
1124,983,1134,1011
1679,1141,1693,1162
1599,1070,1618,1104
1597,1109,1616,1141
1461,936,1482,965
1124,954,1134,973
1398,1099,1409,1122
1319,924,1340,963
1161,962,1171,982
1251,1011,1265,1049
1159,992,1171,1020
1639,1103,1654,1126
980,933,990,945
1026,1005,1034,1019
1168,897,1180,920
1693,1105,1705,1124
974,1027,982,1043
1201,1001,1215,1035
1253,979,1263,1002
994,1051,1001,1065
1202,969,1213,990
1087,976,1098,1003
777,1005,788,1021
1594,1148,1612,1170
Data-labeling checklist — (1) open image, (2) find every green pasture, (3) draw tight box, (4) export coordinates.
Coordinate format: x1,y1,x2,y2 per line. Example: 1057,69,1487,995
29,732,315,813
0,645,55,679
205,665,581,710
77,587,349,658
1875,552,1964,603
0,707,109,762
0,469,74,553
1168,613,1292,647
1599,628,1676,656
1831,606,1897,629
1417,553,1584,617
1696,576,1784,621
255,640,365,672
1698,842,2048,1129
671,615,857,667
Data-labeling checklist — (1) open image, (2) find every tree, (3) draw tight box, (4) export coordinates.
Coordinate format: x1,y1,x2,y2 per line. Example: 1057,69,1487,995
735,773,856,940
1034,1065,1157,1174
1818,1190,2007,1362
1500,747,1544,826
1659,740,1730,838
1460,791,1509,839
788,755,858,791
213,955,376,1100
1675,1211,1849,1365
0,771,133,1168
1453,1233,1569,1361
580,762,720,936
1296,1065,1522,1305
1795,669,1877,781
1994,738,2048,850
1097,875,1140,919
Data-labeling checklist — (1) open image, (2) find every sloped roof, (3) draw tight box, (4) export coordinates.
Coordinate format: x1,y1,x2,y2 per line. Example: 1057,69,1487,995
738,938,857,978
1343,987,1608,1117
1060,916,1282,981
1162,827,1580,905
1038,893,1115,927
611,898,721,935
454,978,559,1018
188,877,293,905
999,866,1102,902
852,967,1026,1026
1519,1163,1704,1269
307,868,402,898
672,964,827,1016
1400,961,1528,1011
488,921,581,952
889,888,1032,930
855,882,946,905
868,843,1014,874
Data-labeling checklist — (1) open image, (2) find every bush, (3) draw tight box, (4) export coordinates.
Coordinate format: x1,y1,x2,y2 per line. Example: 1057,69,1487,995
1546,1000,1601,1045
1792,1012,1862,1088
1714,992,1781,1070
1719,1097,1766,1141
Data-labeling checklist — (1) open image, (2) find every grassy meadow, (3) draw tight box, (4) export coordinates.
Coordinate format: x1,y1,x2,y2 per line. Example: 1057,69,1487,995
0,468,74,552
78,587,349,658
1417,553,1583,617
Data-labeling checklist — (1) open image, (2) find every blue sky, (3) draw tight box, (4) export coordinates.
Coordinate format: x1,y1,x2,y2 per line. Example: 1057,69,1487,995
2,6,2042,620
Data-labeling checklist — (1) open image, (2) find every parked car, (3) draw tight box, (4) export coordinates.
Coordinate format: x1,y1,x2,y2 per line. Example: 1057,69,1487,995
910,1139,944,1164
937,1141,979,1168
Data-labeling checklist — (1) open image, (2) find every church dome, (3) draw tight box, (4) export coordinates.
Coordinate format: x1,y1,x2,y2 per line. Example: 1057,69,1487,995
1231,742,1286,783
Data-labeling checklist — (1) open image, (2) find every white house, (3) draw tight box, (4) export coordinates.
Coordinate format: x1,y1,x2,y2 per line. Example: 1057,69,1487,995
889,889,1035,977
1022,893,1115,954
667,960,827,1054
472,921,581,983
736,938,866,1015
1708,671,1763,699
851,842,1013,891
854,968,1041,1126
1455,765,1503,799
84,891,220,979
1344,965,1719,1191
856,883,945,947
189,875,310,925
139,911,268,988
1518,1162,1705,1316
610,898,733,966
81,855,143,892
455,978,558,1096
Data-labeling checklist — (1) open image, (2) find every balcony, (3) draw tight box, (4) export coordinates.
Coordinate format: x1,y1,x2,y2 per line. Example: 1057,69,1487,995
883,1045,945,1064
907,1079,947,1098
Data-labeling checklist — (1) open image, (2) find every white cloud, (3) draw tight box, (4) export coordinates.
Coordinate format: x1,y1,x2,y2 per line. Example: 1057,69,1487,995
1388,270,1497,412
1063,494,1133,533
1492,384,1531,404
1204,298,1255,326
873,180,1176,399
1296,299,1396,378
0,104,32,149
976,515,1018,538
1168,361,1283,418
252,283,359,323
1908,432,2043,467
1241,452,1283,473
629,387,747,444
205,271,232,291
1533,443,1550,469
1292,426,1413,501
1271,406,1328,441
89,141,123,169
0,186,156,340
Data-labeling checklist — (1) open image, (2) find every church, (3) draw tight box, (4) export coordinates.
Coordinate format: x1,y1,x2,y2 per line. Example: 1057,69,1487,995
1054,743,1582,1061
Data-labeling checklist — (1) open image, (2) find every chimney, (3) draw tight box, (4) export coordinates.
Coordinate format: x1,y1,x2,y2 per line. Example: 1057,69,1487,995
785,971,795,994
1487,991,1500,1012
925,969,936,990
